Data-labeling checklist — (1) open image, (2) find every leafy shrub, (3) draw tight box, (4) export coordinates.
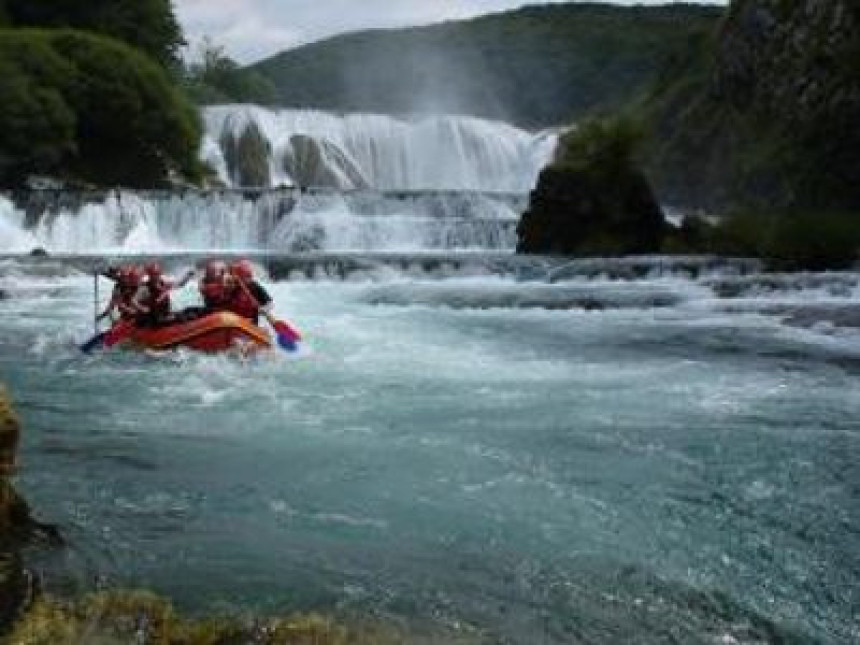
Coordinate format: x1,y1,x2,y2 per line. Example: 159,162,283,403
0,29,202,187
665,209,860,270
555,116,644,178
4,0,184,68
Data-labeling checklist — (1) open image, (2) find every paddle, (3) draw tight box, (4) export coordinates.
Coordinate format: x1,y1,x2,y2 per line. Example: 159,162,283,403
235,278,302,351
79,331,106,353
79,271,106,353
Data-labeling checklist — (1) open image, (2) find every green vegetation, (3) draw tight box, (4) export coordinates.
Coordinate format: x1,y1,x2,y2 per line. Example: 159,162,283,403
0,29,202,187
0,0,203,188
631,0,860,269
666,211,860,271
183,39,277,105
3,0,184,68
251,3,722,127
554,116,644,178
6,590,479,645
639,0,860,214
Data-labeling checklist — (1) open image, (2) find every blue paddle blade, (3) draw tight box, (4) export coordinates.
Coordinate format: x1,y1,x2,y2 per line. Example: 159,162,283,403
79,332,106,353
277,332,298,352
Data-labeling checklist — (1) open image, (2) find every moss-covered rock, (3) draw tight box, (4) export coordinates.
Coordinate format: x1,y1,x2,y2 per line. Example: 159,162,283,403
0,386,36,635
6,590,480,645
517,118,665,255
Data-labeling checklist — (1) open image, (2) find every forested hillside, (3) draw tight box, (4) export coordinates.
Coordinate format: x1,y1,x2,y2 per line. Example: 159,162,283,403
251,3,723,127
640,0,860,213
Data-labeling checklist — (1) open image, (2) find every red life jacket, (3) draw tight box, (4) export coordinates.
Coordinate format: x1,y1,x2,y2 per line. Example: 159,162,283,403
226,285,259,321
116,285,139,321
144,277,171,317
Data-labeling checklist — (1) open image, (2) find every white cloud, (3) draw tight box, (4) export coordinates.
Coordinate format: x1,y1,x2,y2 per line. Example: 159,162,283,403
174,0,726,64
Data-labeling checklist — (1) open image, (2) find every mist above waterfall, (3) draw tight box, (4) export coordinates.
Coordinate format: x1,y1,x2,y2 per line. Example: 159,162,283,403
204,106,556,191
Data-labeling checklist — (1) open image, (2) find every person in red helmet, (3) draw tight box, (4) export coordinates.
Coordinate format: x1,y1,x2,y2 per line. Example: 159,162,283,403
225,259,272,325
133,261,195,327
198,260,230,311
97,265,143,322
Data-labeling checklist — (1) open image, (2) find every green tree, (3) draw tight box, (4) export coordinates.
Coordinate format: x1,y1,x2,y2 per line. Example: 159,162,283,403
5,0,184,68
0,37,76,183
0,29,202,187
184,38,276,105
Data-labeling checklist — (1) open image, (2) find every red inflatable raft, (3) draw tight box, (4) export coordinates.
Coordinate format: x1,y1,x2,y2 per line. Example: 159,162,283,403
125,311,272,353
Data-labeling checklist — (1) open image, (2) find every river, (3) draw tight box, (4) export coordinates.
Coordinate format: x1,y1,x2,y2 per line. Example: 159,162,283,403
0,108,858,644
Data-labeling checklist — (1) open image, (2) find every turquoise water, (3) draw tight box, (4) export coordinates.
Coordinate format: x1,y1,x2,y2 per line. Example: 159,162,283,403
1,257,858,643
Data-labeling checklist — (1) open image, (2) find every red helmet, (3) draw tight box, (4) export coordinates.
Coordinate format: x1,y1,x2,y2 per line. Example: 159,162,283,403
229,259,254,281
123,266,142,287
144,261,162,277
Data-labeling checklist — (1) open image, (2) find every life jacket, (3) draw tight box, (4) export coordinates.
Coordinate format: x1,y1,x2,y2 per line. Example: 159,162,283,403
200,277,228,310
144,277,171,317
226,283,260,322
116,284,139,321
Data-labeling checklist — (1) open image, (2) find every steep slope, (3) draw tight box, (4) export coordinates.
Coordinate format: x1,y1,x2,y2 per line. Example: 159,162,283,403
251,3,723,127
643,0,860,211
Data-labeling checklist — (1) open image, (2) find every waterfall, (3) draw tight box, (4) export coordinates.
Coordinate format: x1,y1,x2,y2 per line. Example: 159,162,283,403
0,190,526,254
204,106,556,191
0,107,554,254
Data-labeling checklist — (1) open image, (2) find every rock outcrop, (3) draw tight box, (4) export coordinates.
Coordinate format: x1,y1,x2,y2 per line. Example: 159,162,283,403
517,166,665,255
0,386,35,632
220,122,271,188
282,135,369,190
517,118,666,255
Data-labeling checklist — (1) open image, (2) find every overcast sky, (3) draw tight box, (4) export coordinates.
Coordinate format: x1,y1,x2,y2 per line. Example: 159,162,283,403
175,0,726,64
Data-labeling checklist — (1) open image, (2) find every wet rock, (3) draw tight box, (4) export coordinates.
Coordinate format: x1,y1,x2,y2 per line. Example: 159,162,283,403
6,590,475,645
0,386,35,632
0,387,20,482
283,134,369,189
28,248,49,258
220,121,272,188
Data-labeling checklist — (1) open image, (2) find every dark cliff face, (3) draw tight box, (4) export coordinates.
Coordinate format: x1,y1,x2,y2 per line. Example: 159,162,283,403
517,166,665,256
715,0,859,119
646,0,860,211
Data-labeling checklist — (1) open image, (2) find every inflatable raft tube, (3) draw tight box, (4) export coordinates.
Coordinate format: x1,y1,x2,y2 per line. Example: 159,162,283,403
126,311,272,353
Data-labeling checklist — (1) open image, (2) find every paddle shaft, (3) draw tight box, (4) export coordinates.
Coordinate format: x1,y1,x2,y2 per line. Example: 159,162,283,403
93,271,99,334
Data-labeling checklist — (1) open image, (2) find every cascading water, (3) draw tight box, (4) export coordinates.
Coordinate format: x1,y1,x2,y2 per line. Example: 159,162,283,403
0,189,527,254
204,106,557,191
0,107,554,255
